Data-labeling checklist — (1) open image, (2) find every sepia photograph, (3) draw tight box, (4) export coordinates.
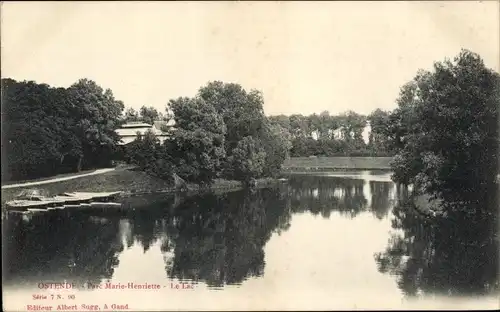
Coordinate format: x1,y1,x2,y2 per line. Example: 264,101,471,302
1,1,499,311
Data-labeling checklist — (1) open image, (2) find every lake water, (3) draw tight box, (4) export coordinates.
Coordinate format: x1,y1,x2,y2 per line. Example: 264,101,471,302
2,171,499,310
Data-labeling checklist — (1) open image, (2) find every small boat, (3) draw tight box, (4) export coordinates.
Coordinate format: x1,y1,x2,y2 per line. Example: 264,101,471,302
5,189,122,211
5,189,66,210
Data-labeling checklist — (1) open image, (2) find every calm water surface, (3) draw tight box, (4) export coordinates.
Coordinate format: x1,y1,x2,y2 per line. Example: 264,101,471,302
3,171,498,310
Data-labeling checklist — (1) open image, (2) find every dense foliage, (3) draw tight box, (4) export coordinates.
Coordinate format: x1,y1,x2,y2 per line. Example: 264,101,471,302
267,110,394,157
166,97,227,186
125,82,294,186
123,106,170,125
116,81,398,185
388,49,499,214
2,78,125,182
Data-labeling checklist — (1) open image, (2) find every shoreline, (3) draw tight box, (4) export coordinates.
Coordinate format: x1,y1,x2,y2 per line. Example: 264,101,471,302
282,156,393,171
282,167,392,172
119,177,285,198
1,167,286,205
1,156,397,205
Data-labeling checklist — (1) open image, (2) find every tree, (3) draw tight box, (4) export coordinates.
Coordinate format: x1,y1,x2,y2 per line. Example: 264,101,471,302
268,115,290,131
68,79,124,170
367,109,392,155
289,114,310,139
139,106,159,125
227,136,267,184
167,97,226,186
124,130,174,182
260,122,292,176
339,111,367,152
197,81,292,178
124,108,140,122
2,78,124,181
198,81,267,153
2,80,63,179
389,49,499,214
125,131,158,170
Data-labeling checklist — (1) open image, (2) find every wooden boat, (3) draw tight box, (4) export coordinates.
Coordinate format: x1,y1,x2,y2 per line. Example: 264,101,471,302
5,189,122,211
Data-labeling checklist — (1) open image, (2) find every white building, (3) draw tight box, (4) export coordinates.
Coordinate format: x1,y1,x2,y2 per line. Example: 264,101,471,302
115,121,171,145
329,123,371,144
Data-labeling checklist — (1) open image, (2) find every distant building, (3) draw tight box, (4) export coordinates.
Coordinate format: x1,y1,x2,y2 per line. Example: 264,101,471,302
115,121,172,145
362,122,371,145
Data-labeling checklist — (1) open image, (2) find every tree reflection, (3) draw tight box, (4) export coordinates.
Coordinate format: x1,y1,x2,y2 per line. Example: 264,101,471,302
123,194,185,252
3,174,399,291
3,188,292,290
375,196,499,297
287,175,373,218
160,188,292,287
370,181,393,220
3,211,124,287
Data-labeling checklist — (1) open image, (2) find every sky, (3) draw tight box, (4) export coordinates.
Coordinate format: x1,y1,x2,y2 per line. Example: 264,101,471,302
1,1,499,116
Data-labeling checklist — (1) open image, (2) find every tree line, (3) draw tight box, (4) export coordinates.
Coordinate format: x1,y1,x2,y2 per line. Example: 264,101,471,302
2,78,125,182
122,82,394,187
3,48,497,210
123,106,396,158
268,109,393,157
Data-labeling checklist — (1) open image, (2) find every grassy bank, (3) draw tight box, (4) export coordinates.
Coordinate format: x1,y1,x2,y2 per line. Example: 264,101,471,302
283,156,393,170
1,167,283,204
2,168,102,186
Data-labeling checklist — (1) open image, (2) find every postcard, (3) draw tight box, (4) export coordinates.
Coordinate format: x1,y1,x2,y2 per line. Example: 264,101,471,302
1,1,499,311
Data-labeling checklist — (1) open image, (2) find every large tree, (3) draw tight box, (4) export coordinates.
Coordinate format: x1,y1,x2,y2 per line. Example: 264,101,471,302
2,78,124,181
198,81,267,153
68,79,124,170
167,97,227,185
2,80,63,179
197,81,290,178
389,49,499,214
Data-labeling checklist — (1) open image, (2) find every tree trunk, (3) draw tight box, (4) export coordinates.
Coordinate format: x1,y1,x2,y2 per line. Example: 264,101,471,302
76,155,83,172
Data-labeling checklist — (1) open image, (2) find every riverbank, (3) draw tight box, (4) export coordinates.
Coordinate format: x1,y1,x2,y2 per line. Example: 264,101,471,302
1,167,284,204
282,156,392,171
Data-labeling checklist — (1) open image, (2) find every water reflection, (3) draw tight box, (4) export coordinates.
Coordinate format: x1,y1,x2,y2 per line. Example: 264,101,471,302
2,189,294,289
3,173,496,306
375,196,499,298
287,174,395,219
162,189,291,287
370,181,393,220
2,211,124,287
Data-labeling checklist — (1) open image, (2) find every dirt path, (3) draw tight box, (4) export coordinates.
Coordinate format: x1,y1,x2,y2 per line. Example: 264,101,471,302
1,168,116,190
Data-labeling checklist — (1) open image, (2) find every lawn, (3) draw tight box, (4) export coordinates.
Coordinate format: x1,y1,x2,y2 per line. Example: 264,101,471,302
283,156,392,170
1,168,174,203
